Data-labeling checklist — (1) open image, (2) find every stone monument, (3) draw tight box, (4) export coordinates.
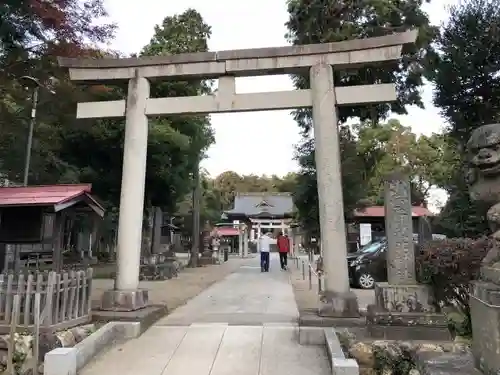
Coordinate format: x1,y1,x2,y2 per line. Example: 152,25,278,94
417,215,433,247
366,172,450,339
199,221,216,265
466,123,500,375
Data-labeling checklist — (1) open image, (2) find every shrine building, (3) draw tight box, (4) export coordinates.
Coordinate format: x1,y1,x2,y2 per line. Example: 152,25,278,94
223,192,294,242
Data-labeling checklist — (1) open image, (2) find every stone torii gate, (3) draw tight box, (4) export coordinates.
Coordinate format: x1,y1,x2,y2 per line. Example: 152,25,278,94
59,30,417,315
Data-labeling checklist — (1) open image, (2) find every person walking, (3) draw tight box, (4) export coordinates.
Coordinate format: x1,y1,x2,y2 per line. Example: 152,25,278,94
258,232,271,272
277,231,290,270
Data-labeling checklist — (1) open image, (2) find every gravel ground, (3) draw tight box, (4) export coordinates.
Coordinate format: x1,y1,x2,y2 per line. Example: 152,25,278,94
91,255,253,311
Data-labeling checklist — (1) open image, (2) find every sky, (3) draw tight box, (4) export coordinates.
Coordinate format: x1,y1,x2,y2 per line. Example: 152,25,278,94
103,0,459,211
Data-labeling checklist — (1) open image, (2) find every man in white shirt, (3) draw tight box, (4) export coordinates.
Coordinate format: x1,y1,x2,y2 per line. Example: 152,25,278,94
258,232,271,272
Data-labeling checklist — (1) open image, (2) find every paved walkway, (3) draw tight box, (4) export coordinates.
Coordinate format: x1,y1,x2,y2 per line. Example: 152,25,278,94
82,254,330,375
91,254,249,310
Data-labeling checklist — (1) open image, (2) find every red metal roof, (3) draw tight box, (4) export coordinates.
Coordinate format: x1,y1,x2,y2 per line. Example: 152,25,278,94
213,227,240,237
354,206,433,217
0,184,93,206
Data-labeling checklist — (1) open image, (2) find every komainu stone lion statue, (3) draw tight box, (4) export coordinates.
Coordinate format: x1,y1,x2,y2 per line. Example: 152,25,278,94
467,123,500,266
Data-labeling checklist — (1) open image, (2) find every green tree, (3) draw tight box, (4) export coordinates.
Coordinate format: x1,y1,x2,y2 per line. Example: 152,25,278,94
294,126,366,235
286,0,438,234
273,173,298,193
426,0,500,143
426,0,500,237
286,0,437,130
140,9,214,211
355,119,454,205
213,171,243,210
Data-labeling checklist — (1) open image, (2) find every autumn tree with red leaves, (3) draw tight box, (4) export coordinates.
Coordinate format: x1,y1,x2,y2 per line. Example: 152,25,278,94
0,0,116,185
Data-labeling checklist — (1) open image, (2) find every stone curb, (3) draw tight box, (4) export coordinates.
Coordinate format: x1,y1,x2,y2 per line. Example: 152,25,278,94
324,327,359,375
43,321,141,375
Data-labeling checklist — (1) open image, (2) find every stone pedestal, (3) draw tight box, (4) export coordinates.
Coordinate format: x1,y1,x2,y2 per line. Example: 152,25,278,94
470,267,500,375
318,290,360,317
100,289,149,312
374,283,435,312
366,283,450,340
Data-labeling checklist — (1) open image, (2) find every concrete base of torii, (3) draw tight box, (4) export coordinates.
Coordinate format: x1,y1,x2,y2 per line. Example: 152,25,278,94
100,289,149,311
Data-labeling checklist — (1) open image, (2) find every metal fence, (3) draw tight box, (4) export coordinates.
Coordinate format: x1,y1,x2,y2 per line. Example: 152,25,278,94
291,252,324,294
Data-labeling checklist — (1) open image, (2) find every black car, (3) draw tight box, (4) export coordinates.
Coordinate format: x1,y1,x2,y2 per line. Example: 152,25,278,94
347,237,423,289
347,239,388,289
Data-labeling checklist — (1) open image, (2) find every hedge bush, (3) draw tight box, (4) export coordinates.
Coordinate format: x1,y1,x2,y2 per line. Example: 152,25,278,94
417,236,493,336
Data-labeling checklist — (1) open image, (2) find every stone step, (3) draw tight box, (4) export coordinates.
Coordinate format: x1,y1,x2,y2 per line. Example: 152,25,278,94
80,324,331,375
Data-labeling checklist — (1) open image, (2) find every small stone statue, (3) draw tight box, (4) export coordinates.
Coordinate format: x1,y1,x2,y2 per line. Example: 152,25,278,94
467,123,500,266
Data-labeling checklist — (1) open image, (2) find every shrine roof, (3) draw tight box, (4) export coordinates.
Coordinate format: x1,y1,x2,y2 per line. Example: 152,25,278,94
354,206,433,218
225,192,294,217
0,184,105,216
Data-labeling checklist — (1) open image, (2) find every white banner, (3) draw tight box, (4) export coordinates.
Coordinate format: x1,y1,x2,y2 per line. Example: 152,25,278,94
359,223,372,246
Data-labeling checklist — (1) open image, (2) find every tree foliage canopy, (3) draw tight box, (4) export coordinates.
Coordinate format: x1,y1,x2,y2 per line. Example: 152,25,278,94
285,0,438,235
426,0,500,144
426,0,500,237
0,4,215,224
286,0,438,132
293,118,451,234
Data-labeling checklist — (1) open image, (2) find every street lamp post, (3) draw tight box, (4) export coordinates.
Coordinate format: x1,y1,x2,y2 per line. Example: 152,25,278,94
22,80,39,186
19,76,54,186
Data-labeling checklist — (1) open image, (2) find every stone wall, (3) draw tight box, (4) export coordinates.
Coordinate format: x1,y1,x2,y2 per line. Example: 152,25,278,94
336,329,471,375
1,324,95,374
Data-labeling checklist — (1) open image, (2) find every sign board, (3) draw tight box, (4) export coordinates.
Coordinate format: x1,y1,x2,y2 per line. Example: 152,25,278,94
359,223,372,246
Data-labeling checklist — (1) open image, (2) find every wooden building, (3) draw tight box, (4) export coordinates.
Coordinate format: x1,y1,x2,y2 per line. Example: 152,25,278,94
0,184,105,272
349,205,434,248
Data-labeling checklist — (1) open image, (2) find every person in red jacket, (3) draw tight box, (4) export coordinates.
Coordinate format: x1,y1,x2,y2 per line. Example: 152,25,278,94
276,232,290,270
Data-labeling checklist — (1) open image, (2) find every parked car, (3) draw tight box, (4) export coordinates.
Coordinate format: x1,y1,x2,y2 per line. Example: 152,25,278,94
347,239,388,289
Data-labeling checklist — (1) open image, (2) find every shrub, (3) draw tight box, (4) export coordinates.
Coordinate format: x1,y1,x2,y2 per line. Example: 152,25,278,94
417,236,493,336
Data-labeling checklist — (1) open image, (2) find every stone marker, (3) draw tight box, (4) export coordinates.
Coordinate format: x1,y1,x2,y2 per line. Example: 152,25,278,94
384,172,415,285
365,172,449,340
